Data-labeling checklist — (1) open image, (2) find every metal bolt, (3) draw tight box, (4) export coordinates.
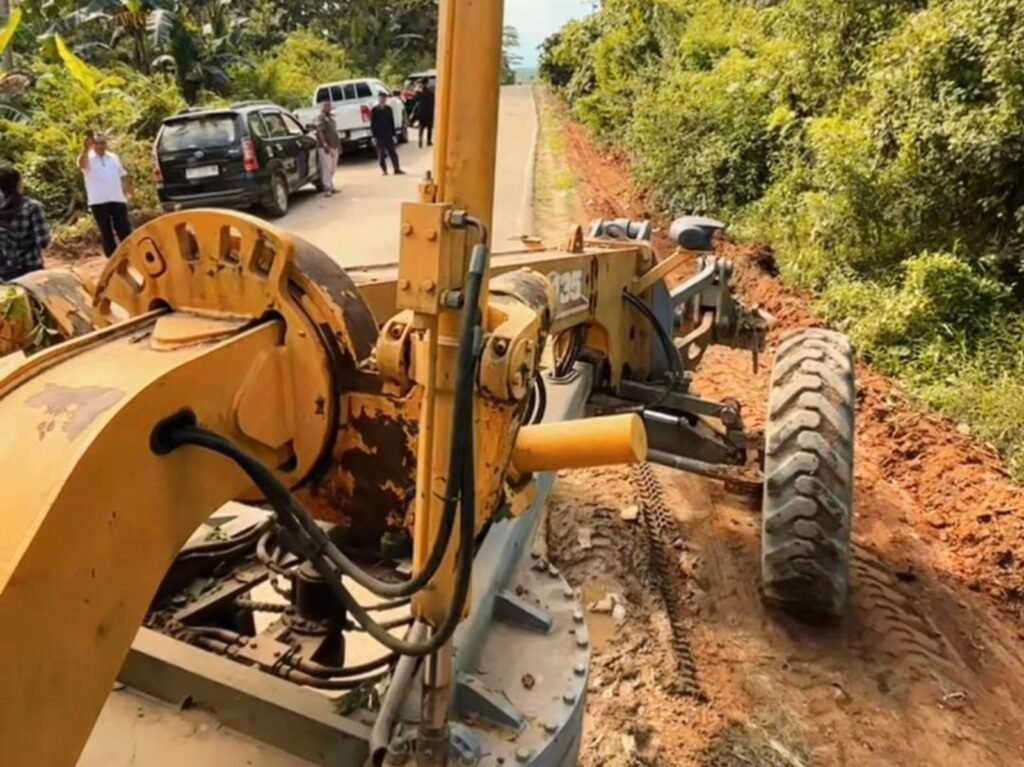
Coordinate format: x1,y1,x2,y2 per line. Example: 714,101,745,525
543,721,558,734
398,278,411,291
547,564,560,578
576,635,589,649
442,290,464,309
249,642,259,649
493,338,509,357
563,587,574,599
573,609,584,624
422,280,436,294
515,747,533,763
563,691,576,704
574,662,586,676
387,738,410,760
427,229,438,241
402,223,414,236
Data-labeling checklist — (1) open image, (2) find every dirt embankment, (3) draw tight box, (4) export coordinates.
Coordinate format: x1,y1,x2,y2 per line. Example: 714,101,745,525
537,88,1024,766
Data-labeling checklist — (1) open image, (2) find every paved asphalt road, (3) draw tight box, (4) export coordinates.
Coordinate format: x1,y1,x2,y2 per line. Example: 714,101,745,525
278,85,536,267
78,85,538,767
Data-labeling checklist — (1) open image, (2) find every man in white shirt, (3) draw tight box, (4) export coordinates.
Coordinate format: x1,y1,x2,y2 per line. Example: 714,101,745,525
76,131,134,257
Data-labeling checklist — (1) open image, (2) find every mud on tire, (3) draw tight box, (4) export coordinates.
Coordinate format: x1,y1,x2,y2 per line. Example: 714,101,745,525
762,329,856,621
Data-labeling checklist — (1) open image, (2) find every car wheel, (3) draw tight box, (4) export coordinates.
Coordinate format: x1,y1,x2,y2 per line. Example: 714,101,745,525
264,173,289,218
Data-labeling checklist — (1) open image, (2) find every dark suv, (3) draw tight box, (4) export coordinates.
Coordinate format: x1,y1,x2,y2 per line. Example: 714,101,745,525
155,102,321,218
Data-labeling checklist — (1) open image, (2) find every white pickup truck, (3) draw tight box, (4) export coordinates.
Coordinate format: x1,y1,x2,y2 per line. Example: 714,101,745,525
295,78,409,152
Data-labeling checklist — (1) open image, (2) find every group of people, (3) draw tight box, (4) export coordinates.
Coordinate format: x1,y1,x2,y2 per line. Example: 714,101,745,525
313,78,435,192
1,79,438,281
0,131,133,281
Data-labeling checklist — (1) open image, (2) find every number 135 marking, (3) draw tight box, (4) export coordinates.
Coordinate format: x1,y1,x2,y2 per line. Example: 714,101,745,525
548,270,584,310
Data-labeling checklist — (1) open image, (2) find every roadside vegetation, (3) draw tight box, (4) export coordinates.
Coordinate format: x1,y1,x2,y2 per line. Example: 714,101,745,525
540,0,1024,476
0,0,442,222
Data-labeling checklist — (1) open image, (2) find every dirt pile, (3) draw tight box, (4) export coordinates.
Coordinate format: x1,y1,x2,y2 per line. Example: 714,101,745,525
541,88,1024,766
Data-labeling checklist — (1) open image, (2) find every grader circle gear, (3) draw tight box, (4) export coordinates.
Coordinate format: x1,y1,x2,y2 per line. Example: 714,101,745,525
761,328,856,620
92,209,379,488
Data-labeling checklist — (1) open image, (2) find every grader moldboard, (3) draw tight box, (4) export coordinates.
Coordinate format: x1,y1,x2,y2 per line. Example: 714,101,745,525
0,2,856,766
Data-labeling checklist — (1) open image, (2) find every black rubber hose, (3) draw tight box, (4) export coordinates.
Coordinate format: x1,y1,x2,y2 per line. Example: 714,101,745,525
288,652,399,680
162,404,472,657
158,243,490,657
623,289,682,404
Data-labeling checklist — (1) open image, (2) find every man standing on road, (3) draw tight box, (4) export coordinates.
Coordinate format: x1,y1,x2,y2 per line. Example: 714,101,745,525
315,100,341,197
371,92,404,176
412,81,435,149
77,131,133,257
0,165,51,281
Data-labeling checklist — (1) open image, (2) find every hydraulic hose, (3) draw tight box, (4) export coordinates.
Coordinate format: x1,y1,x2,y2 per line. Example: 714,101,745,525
155,241,491,658
623,289,681,385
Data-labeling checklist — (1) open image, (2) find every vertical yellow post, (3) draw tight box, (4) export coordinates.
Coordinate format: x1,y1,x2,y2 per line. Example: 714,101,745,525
412,1,505,764
433,0,505,230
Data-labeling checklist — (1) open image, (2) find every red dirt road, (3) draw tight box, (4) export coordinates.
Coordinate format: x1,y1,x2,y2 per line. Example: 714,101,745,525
546,96,1024,767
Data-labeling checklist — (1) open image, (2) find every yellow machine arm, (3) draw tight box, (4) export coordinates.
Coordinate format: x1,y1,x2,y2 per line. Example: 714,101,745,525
0,2,745,764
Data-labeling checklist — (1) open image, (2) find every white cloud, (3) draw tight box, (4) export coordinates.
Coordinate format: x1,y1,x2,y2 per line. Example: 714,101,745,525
505,0,593,67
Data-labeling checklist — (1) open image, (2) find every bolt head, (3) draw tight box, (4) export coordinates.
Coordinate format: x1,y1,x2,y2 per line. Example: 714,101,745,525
576,635,589,649
398,278,411,291
515,747,533,763
563,691,576,704
423,279,436,293
402,223,414,236
543,721,558,734
574,662,586,676
573,609,584,623
427,229,438,241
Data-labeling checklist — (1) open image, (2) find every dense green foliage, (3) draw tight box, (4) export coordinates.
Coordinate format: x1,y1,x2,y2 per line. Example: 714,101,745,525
0,0,440,224
542,0,1024,473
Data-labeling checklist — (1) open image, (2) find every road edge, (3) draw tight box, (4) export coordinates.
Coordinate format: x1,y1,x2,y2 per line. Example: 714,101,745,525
519,85,540,237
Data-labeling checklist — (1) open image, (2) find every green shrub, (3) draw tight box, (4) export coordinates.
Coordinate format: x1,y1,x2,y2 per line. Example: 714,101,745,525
539,0,1024,474
229,31,353,110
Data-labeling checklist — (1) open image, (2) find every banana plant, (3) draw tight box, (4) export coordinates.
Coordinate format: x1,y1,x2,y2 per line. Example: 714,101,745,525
0,6,22,56
46,0,179,74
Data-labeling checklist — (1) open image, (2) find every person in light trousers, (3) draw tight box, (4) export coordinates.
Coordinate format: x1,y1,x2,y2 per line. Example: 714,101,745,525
314,101,341,197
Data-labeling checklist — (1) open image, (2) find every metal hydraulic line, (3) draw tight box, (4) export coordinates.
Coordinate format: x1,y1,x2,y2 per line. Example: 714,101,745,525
414,1,506,763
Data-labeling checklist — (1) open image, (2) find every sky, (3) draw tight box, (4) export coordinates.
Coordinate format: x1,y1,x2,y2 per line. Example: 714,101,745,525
505,0,594,67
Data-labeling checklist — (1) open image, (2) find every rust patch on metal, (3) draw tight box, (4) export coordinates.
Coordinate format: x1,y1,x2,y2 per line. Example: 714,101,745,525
26,383,125,441
15,268,100,339
295,388,420,546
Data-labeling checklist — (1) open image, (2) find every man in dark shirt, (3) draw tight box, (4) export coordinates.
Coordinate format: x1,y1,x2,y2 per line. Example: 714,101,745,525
0,165,51,281
412,81,435,148
370,92,404,176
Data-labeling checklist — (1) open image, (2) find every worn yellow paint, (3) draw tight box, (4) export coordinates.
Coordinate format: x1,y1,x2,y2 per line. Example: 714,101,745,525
92,210,337,487
0,320,286,767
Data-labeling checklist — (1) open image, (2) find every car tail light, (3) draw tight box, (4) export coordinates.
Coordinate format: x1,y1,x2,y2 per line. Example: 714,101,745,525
152,142,162,183
242,137,259,172
360,105,371,123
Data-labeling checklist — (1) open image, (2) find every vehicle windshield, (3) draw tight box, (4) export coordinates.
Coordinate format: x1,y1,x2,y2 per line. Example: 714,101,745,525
159,116,238,151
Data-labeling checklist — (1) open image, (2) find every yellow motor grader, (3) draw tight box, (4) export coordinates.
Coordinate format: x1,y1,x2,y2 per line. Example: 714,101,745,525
0,2,855,765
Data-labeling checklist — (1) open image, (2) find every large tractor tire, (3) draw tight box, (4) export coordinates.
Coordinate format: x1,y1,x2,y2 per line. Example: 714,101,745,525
762,329,856,621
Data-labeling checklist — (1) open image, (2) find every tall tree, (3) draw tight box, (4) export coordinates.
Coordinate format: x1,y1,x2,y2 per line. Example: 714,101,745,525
502,25,521,85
